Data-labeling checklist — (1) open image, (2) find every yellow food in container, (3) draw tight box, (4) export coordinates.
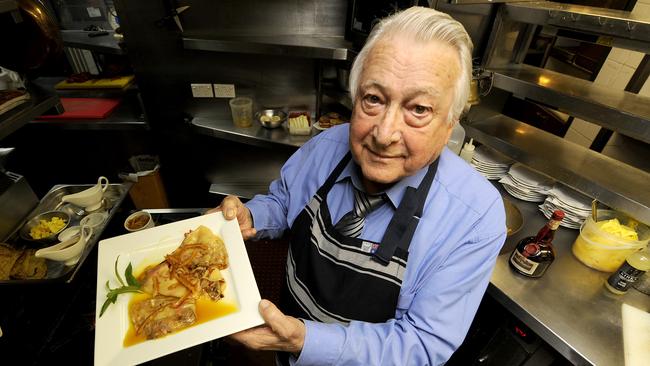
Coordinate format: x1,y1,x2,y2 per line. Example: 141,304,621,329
596,219,638,241
29,217,67,239
572,211,649,272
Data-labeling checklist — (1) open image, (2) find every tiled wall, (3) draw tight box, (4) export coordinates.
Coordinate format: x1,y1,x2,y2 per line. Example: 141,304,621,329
564,0,650,148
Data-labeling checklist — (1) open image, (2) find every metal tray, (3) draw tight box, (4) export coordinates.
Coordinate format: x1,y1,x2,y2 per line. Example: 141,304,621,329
0,182,131,285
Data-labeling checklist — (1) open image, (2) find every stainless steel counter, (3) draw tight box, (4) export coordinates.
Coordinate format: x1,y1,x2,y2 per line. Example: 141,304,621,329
491,185,650,366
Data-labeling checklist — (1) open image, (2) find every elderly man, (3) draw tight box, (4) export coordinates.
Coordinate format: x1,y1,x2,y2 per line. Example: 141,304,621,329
213,6,506,365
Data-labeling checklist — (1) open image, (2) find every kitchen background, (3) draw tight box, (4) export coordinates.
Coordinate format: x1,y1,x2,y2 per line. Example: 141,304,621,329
1,0,649,365
2,0,649,208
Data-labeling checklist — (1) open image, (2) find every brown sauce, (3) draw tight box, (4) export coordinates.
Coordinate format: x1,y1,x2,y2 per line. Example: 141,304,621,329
127,214,149,230
123,293,238,347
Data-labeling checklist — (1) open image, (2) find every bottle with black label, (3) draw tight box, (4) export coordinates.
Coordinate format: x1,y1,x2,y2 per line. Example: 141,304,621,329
509,210,565,278
605,248,650,294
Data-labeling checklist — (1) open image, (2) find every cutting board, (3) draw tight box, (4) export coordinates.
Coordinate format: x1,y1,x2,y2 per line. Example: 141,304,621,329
37,98,121,119
622,303,650,366
55,75,134,90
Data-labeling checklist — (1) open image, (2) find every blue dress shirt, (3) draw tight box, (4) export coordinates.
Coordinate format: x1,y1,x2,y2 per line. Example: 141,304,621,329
246,124,507,365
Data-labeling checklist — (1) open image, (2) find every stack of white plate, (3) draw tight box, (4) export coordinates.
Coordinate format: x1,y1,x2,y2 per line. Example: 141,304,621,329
539,184,592,229
470,145,514,180
499,163,554,202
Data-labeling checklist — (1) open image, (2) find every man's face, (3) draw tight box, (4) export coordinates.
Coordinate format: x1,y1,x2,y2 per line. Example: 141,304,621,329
350,36,459,193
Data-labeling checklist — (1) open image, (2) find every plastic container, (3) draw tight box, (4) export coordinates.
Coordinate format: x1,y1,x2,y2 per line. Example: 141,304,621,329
447,123,465,155
572,210,650,272
229,97,253,127
288,111,312,135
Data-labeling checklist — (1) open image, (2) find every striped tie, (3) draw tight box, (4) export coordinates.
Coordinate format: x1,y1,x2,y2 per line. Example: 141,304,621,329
335,188,386,238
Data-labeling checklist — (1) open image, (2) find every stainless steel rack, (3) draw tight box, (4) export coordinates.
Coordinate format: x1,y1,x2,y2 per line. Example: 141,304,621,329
61,30,125,55
187,97,318,149
0,85,62,140
182,34,355,61
192,116,315,149
465,1,650,224
490,64,650,144
32,77,138,99
505,2,650,53
29,102,147,131
22,77,147,131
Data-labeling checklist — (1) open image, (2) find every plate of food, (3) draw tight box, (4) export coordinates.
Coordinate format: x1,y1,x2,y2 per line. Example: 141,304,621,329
315,112,346,130
94,212,263,366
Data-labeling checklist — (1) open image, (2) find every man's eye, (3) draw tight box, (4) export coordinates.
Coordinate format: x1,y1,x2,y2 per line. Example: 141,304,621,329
364,95,381,104
413,105,429,115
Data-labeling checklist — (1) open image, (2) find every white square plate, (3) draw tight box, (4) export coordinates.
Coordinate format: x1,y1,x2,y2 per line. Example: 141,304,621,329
94,212,264,366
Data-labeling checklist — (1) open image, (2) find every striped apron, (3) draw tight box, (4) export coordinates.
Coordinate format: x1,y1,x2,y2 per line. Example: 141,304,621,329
278,152,438,363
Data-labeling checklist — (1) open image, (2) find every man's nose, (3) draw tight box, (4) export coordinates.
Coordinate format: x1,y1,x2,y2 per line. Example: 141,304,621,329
373,105,402,146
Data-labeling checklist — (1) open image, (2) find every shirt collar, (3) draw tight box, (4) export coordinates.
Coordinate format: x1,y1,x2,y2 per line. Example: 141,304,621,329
335,158,431,209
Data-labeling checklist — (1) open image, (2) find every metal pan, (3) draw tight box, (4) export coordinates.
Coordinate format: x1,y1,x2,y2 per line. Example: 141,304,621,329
0,182,131,285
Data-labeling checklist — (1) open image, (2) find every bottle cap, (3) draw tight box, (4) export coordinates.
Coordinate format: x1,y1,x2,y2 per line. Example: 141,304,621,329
551,210,565,220
523,243,540,256
463,138,475,152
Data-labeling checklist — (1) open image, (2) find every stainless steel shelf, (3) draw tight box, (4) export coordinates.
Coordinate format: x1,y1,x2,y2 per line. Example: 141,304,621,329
32,77,138,98
192,117,317,149
0,86,62,140
450,0,536,4
209,182,271,200
206,147,290,200
0,0,17,14
182,34,355,61
505,1,650,52
61,31,125,55
464,113,650,224
29,102,147,131
490,64,650,144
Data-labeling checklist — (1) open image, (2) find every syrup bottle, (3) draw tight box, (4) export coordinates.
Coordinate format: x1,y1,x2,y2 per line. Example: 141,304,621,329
509,210,565,278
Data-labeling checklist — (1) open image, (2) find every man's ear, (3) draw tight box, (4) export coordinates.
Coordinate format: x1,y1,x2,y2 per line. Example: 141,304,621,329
443,120,457,144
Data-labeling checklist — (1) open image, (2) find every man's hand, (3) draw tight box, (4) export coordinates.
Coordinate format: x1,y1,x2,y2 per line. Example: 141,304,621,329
206,195,257,240
230,300,305,354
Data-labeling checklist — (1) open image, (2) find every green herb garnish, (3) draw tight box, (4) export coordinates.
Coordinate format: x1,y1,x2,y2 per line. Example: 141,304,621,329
99,256,142,317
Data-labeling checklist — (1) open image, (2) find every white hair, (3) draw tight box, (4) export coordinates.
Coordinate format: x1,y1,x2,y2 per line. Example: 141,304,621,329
348,6,473,125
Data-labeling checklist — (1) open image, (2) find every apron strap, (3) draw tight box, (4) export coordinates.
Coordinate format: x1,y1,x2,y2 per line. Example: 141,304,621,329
316,152,352,197
373,158,440,265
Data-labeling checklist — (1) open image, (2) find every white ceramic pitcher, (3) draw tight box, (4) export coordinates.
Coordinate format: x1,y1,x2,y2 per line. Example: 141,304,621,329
61,176,109,211
35,225,93,266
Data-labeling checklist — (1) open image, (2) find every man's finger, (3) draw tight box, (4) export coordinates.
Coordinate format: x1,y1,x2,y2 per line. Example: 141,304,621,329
241,228,257,240
221,196,242,220
259,300,293,339
230,326,277,350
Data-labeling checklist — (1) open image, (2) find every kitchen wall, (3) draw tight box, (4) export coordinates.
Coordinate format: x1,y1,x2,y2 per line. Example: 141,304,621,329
113,0,348,207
